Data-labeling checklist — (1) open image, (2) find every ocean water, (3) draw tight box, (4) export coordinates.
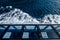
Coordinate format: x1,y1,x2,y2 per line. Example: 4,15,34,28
0,0,60,18
0,0,60,39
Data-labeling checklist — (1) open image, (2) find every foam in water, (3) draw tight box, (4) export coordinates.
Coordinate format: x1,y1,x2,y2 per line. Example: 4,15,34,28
0,6,60,24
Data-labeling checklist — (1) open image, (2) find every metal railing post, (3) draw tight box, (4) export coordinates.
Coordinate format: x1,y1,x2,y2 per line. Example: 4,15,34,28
1,25,10,38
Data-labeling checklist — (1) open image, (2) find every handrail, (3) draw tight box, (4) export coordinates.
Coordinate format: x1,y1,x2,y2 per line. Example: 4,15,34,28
0,24,60,39
0,24,60,26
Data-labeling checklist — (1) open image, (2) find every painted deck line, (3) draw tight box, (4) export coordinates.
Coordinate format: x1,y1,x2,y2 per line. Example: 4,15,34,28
41,32,48,38
3,32,11,38
22,32,29,38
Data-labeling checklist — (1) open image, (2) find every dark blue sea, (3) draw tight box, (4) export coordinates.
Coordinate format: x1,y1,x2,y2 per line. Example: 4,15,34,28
0,0,60,18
